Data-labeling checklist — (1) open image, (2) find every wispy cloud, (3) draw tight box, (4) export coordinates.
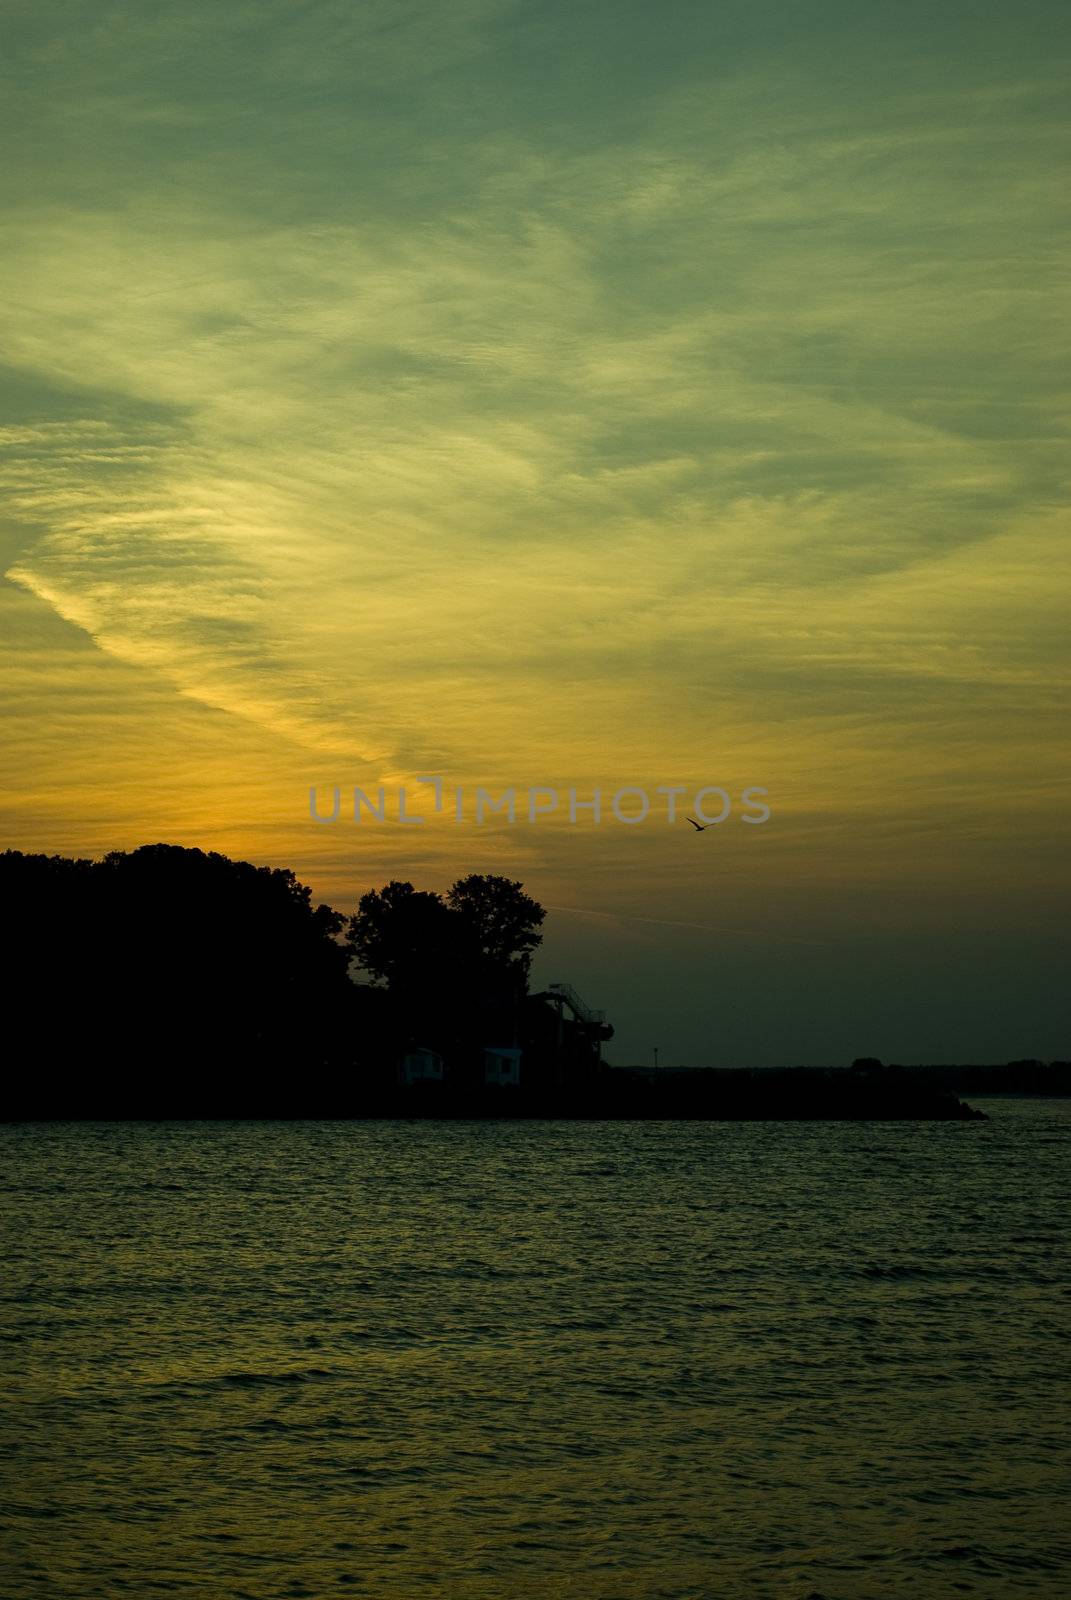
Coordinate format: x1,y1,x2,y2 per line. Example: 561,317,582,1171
1,1,1068,1059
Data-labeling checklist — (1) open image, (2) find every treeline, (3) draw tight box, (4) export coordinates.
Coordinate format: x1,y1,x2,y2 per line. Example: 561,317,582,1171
1,844,557,1115
3,845,1027,1121
3,845,353,1086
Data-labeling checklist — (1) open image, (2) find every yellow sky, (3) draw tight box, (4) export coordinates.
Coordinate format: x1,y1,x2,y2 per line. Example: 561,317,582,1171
2,2,1068,1061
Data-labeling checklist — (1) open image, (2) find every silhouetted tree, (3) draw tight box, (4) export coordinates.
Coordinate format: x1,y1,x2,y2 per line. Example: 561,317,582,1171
348,876,544,997
346,879,467,1047
347,880,456,989
1,845,353,1103
446,873,545,990
345,874,546,1057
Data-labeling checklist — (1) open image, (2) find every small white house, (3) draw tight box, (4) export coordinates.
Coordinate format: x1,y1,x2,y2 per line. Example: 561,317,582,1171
483,1045,521,1086
398,1046,444,1086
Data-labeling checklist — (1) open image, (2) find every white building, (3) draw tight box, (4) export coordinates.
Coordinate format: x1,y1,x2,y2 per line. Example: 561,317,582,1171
483,1045,521,1086
398,1046,444,1086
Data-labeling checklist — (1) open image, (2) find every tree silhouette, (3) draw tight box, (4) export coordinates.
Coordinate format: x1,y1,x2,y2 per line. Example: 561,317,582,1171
346,880,467,1050
1,844,352,1088
346,874,546,1054
446,873,545,988
346,880,456,989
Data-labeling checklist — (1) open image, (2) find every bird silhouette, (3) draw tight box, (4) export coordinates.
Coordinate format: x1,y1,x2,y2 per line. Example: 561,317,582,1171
685,816,709,832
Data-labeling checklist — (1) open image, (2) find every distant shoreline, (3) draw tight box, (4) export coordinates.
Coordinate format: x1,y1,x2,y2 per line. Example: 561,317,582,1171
10,1065,1070,1124
5,1077,988,1122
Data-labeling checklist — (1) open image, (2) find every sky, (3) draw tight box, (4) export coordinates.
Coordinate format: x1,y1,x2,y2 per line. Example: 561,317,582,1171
2,0,1068,1065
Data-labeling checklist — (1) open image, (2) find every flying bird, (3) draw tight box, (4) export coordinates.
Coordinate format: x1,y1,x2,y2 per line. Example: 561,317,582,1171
685,817,709,832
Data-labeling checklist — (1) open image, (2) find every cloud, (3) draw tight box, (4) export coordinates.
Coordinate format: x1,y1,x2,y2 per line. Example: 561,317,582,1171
1,13,1067,810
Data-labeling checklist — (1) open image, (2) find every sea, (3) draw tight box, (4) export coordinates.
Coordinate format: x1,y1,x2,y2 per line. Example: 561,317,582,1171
1,1099,1068,1599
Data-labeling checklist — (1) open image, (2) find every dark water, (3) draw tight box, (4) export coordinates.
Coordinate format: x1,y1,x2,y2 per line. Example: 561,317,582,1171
2,1102,1068,1599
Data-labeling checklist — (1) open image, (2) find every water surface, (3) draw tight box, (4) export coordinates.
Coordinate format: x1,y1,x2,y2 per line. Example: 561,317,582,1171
2,1102,1068,1598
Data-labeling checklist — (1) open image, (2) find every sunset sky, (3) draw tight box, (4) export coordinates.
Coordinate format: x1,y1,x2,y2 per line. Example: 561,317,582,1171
2,0,1068,1065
